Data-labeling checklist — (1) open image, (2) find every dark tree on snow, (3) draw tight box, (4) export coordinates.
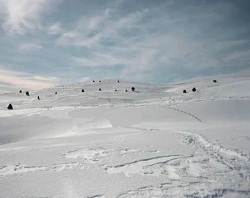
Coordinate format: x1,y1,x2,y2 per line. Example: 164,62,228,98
183,90,187,93
131,87,135,91
7,104,13,110
192,87,196,92
26,91,30,96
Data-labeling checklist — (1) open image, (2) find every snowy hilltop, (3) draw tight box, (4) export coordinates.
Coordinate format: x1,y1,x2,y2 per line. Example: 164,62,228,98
0,75,250,198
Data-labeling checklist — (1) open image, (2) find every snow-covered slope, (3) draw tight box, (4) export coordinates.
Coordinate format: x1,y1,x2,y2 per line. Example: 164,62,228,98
0,80,168,111
0,76,249,198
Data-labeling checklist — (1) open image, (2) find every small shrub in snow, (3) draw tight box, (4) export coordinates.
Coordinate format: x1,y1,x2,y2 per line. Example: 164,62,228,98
7,104,13,110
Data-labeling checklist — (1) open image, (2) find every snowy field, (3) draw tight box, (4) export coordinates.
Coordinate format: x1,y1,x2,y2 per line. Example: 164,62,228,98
0,75,250,198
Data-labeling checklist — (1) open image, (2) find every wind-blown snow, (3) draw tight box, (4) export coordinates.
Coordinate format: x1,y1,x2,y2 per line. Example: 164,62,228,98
0,77,249,198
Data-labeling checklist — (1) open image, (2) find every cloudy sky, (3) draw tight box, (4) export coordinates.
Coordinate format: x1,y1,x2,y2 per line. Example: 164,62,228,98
0,0,250,89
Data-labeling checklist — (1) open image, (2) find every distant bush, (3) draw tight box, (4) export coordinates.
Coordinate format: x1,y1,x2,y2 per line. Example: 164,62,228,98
7,104,13,110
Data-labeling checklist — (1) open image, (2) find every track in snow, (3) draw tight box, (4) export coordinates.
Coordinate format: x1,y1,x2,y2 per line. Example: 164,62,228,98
105,130,250,197
178,131,250,179
167,106,203,123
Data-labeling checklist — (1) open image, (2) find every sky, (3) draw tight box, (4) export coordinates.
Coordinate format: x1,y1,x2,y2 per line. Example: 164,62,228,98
0,0,250,89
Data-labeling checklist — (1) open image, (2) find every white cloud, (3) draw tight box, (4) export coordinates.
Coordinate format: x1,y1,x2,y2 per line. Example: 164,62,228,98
57,30,101,47
0,0,50,34
19,43,43,51
56,7,147,48
214,40,247,50
223,50,250,62
72,53,120,67
0,0,247,83
64,3,233,75
47,22,63,35
56,0,250,81
0,67,59,89
58,7,155,70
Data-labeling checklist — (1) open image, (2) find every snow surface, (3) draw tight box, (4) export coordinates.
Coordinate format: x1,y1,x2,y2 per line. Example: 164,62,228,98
0,76,250,198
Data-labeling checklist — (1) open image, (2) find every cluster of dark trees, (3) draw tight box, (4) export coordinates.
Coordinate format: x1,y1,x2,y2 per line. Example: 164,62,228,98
183,80,218,94
19,90,31,96
92,80,102,83
92,80,120,83
89,80,134,92
7,80,136,110
8,79,220,110
183,88,196,93
8,90,43,110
